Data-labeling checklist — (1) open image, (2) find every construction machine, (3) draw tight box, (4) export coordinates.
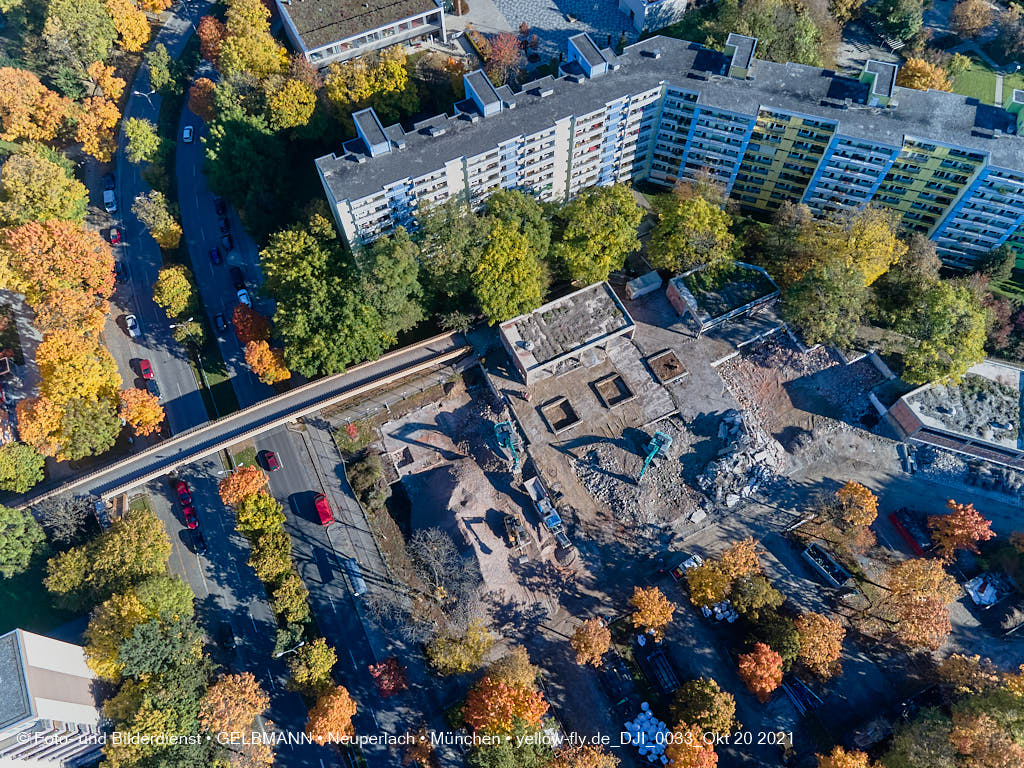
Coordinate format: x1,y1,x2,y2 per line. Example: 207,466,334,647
494,419,521,470
637,430,673,483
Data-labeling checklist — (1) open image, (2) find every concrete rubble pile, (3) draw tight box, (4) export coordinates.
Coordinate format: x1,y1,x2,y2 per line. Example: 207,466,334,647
697,409,785,510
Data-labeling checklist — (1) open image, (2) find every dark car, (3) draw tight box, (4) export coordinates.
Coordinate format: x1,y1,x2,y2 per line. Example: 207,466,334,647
138,358,153,380
114,260,129,283
213,196,226,216
182,505,199,530
146,379,161,400
314,493,333,526
191,529,208,554
209,246,222,265
214,313,229,332
102,173,115,191
218,216,230,234
221,232,234,251
217,622,236,655
262,450,280,472
230,266,245,289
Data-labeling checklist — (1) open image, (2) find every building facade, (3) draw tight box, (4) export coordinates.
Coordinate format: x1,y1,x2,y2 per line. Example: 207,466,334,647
275,0,447,69
0,629,103,766
316,32,1024,268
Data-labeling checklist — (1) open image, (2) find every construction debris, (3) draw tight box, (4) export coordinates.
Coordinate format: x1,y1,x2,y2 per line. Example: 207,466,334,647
697,410,786,510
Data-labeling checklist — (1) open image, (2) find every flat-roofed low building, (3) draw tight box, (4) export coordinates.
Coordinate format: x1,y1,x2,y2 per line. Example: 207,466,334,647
499,282,636,385
275,0,447,69
0,629,103,767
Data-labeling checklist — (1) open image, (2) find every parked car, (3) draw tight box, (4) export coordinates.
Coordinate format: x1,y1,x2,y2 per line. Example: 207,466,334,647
214,313,229,332
217,622,236,655
670,552,704,581
182,125,194,143
191,529,208,554
138,359,153,380
209,246,222,265
236,288,251,306
230,266,245,289
102,189,117,213
213,196,226,216
102,173,115,191
314,493,333,526
343,557,366,597
147,378,161,400
218,216,230,234
221,233,234,251
262,450,280,471
175,480,192,507
182,505,198,530
114,260,129,283
125,314,141,338
108,227,122,245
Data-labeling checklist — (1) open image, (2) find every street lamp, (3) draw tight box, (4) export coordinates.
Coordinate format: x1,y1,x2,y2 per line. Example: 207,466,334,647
273,641,305,659
132,89,157,107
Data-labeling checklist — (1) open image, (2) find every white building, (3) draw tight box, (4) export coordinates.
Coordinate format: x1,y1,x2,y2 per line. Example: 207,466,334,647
275,0,447,69
0,629,103,767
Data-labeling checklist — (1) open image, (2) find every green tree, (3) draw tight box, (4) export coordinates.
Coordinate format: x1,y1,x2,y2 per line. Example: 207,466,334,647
235,492,285,534
0,504,46,578
974,244,1017,283
781,258,866,347
870,0,924,40
152,264,197,318
417,198,486,309
146,44,173,92
59,395,122,461
751,612,801,671
119,615,202,679
553,184,642,284
485,189,552,265
895,279,986,384
704,0,838,67
43,0,117,71
884,708,955,768
473,222,545,323
361,226,424,343
0,149,87,225
287,637,337,696
263,76,316,130
134,574,195,619
124,118,161,164
270,571,310,624
730,574,784,620
0,442,45,493
649,194,737,276
670,677,737,735
133,191,182,249
466,722,553,768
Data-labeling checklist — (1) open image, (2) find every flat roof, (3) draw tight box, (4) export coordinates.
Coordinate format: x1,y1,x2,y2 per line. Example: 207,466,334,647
571,32,606,68
865,59,897,99
726,33,756,70
279,0,438,51
465,70,501,108
500,282,633,372
318,34,1024,204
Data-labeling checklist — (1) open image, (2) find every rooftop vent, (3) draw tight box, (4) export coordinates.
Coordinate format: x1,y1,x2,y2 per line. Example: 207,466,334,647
426,125,446,137
641,49,662,59
538,86,554,97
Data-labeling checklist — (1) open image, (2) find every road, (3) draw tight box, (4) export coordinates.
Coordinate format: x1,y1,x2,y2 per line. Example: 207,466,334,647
19,333,470,503
142,457,331,768
102,0,215,435
175,99,275,410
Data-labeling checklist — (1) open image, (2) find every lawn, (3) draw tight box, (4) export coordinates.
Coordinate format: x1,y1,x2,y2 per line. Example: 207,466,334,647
233,445,257,469
0,556,76,635
1003,71,1024,100
129,493,152,513
952,59,998,104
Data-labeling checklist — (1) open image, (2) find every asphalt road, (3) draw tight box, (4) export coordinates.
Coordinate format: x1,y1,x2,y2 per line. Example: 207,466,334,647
175,99,275,410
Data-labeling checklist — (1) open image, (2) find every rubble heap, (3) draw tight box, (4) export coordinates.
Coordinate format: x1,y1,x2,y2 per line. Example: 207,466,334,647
697,409,786,509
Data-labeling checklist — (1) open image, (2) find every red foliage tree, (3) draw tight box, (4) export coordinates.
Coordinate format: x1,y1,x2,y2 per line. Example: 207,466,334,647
928,500,996,561
197,16,226,64
484,33,521,85
233,304,271,345
462,676,548,735
368,657,408,698
737,642,783,703
188,78,216,122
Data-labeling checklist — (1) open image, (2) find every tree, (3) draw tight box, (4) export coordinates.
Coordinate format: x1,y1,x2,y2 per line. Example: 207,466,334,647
671,677,737,736
730,575,783,620
937,653,1002,695
86,61,124,101
782,257,866,347
197,16,226,63
56,396,122,461
245,341,291,385
248,529,292,582
871,0,924,40
0,505,46,578
0,441,44,493
287,638,337,695
485,32,522,85
0,68,70,141
817,746,881,768
134,574,194,618
719,537,761,581
663,722,718,768
737,642,783,702
686,563,732,608
630,585,675,641
952,0,992,37
998,4,1024,59
929,500,995,561
146,44,173,92
118,388,164,437
570,618,611,666
218,0,287,78
473,222,544,323
369,657,408,697
830,0,865,23
118,613,204,680
36,331,120,404
84,591,149,679
270,571,310,624
104,0,149,52
485,189,551,263
0,150,87,225
649,195,736,276
151,265,196,320
550,744,620,768
950,710,1024,768
124,118,161,164
219,467,269,508
200,672,269,735
233,304,271,344
884,558,960,650
895,279,986,384
306,686,357,744
947,52,972,79
426,619,493,675
76,97,120,162
417,198,485,309
794,612,845,679
264,76,316,130
553,184,642,284
974,244,1016,283
463,676,549,735
835,481,878,528
896,57,952,91
362,226,424,341
485,646,539,691
34,494,91,546
884,708,955,768
188,77,216,122
752,612,801,671
134,191,182,249
235,493,285,539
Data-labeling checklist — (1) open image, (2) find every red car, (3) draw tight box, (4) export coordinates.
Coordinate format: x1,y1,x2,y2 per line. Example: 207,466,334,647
262,450,280,471
175,480,192,507
314,493,333,526
182,505,199,530
139,359,153,380
108,227,122,245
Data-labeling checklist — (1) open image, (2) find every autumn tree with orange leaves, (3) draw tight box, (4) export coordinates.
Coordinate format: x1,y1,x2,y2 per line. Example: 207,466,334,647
218,465,268,506
737,642,783,702
462,676,548,735
76,97,121,162
664,722,718,768
882,558,959,650
245,340,291,385
929,500,995,561
118,388,165,436
718,537,762,581
233,304,271,345
816,746,880,768
630,586,675,641
198,16,226,63
835,482,878,528
188,77,216,122
937,653,1002,695
794,612,845,679
0,68,70,142
550,743,620,768
200,671,270,735
570,617,611,667
306,686,357,745
950,710,1024,768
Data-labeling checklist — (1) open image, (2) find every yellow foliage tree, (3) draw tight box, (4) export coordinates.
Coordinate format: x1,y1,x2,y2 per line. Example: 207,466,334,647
685,562,732,608
87,61,126,100
835,481,878,528
718,537,761,581
104,0,150,52
570,617,611,666
896,58,952,92
84,591,149,680
37,330,121,404
76,97,121,162
630,585,675,641
118,388,164,436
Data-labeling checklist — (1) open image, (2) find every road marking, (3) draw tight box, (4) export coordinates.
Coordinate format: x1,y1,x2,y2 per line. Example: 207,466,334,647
348,648,357,669
267,667,276,690
248,608,257,632
196,554,209,596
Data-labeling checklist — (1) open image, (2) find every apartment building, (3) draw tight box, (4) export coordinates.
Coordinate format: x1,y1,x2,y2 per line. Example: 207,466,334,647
275,0,447,69
316,32,1024,268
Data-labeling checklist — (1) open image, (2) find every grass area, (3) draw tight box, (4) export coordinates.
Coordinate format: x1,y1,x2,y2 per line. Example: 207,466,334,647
197,338,240,418
1004,71,1024,98
233,445,257,468
951,58,998,104
0,303,25,365
333,419,377,455
0,556,76,635
129,493,152,513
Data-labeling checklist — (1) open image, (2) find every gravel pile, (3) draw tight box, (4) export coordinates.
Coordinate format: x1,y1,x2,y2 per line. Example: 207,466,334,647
698,409,786,510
